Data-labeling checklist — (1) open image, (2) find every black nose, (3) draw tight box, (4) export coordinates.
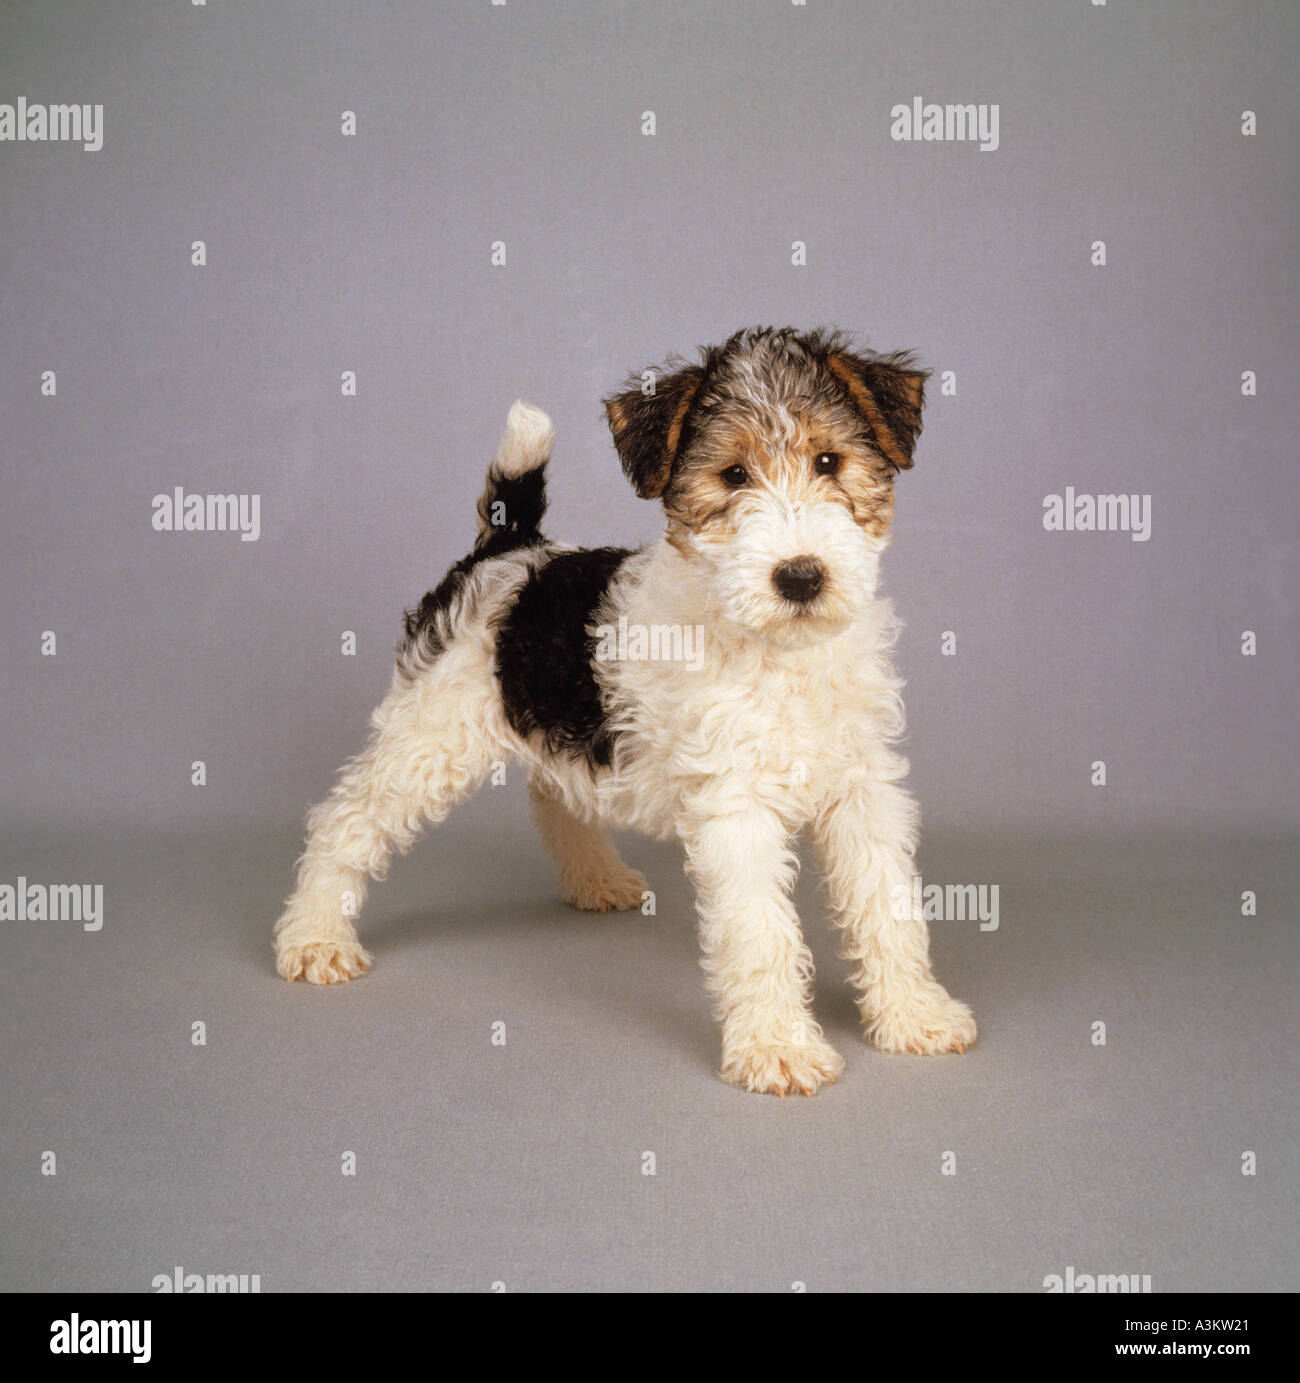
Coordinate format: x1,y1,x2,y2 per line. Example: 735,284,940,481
773,557,825,604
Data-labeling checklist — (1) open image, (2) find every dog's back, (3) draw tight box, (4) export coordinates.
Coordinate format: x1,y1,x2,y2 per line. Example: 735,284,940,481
397,402,636,770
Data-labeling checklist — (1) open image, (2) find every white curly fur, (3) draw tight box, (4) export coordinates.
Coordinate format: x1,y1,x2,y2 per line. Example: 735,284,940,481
274,403,975,1096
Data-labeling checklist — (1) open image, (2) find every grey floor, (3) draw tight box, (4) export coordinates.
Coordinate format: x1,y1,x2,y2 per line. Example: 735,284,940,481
1,806,1295,1292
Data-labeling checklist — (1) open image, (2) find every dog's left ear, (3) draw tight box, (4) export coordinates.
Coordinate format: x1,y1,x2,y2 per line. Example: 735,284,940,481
604,363,706,499
826,349,930,470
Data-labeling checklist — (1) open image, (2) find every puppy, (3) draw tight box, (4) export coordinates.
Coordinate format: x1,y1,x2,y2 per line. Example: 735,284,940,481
274,326,976,1096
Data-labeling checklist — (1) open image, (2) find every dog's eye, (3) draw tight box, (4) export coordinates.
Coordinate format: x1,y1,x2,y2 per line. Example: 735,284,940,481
813,452,840,476
720,464,750,488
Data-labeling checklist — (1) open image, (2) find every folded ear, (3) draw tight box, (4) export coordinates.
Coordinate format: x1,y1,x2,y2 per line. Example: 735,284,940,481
825,349,930,470
604,363,706,499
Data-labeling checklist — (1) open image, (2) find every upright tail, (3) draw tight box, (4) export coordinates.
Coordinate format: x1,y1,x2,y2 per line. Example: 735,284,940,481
474,400,554,552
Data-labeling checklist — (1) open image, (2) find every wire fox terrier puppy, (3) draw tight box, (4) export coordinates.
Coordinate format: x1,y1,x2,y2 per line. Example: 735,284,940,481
274,326,976,1096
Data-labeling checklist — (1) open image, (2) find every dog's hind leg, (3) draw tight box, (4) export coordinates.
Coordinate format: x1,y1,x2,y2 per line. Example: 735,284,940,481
528,777,648,912
273,640,510,984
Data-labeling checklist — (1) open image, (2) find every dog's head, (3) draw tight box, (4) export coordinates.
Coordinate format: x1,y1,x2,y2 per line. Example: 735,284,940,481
605,326,928,647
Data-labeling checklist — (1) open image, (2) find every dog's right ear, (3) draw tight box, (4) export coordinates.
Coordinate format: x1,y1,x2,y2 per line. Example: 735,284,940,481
604,363,706,500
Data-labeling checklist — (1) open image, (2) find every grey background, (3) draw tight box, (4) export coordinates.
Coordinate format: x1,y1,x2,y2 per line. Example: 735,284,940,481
1,1,1295,1292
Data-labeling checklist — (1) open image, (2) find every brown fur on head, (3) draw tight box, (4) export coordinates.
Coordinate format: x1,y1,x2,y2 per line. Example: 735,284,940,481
604,327,930,550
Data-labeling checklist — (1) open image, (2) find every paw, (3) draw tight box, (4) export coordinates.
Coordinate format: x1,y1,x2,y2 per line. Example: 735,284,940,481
721,1036,846,1097
562,867,649,913
276,939,373,985
867,985,976,1055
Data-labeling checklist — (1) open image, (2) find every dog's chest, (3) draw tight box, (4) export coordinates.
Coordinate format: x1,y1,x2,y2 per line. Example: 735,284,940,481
597,636,872,831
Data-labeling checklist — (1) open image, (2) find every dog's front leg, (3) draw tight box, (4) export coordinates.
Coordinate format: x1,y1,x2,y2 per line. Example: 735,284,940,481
681,804,844,1096
811,771,976,1055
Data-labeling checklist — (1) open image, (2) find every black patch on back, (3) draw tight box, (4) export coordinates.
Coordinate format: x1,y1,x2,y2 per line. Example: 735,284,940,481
401,529,546,664
495,547,631,767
